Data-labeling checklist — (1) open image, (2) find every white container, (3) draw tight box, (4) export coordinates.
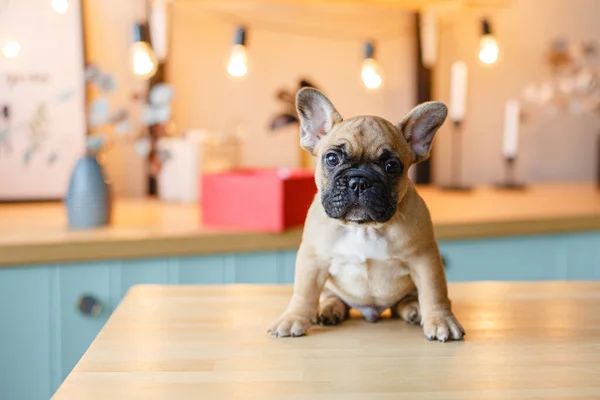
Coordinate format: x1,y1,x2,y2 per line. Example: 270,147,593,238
156,133,203,203
156,129,242,203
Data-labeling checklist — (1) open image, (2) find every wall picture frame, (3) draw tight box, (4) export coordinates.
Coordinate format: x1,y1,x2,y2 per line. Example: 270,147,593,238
0,0,86,201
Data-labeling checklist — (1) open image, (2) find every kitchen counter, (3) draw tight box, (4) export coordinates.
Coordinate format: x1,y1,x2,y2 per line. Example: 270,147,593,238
2,182,600,266
52,281,600,399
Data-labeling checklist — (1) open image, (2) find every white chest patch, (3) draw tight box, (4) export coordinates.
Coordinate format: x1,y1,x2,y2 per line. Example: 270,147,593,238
331,226,391,263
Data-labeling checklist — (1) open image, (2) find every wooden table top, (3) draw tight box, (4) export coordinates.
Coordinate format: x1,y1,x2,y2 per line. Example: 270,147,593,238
2,182,600,266
52,282,600,400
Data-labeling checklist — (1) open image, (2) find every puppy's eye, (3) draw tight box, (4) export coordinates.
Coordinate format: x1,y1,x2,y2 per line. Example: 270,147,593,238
325,152,340,167
385,160,401,175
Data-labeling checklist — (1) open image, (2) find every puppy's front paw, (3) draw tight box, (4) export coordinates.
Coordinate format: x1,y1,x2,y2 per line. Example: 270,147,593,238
268,313,313,337
422,314,465,342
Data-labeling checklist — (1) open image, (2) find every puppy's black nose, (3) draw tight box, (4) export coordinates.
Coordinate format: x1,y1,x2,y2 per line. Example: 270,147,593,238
349,176,372,194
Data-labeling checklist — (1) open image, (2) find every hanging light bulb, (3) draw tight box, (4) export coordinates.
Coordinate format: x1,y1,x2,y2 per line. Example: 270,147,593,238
227,27,248,78
361,42,383,90
129,23,158,80
51,0,68,13
478,19,499,65
131,41,158,79
2,41,21,59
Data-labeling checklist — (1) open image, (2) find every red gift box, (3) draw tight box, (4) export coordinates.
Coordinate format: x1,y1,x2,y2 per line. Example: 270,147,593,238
200,168,317,232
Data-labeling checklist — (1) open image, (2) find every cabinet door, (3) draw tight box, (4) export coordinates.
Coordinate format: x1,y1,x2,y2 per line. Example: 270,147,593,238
176,252,296,284
115,258,174,301
564,232,600,280
0,266,54,400
57,262,113,382
231,253,280,283
177,255,232,284
439,235,565,282
277,251,298,283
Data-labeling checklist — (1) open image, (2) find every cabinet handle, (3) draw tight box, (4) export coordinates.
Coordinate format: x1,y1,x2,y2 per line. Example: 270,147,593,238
77,294,103,317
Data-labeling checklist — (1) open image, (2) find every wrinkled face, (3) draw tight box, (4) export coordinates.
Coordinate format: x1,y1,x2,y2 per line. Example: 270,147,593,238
295,87,448,226
316,117,411,224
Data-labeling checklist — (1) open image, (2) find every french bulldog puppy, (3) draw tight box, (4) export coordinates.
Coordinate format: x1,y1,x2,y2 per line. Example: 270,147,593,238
268,87,465,342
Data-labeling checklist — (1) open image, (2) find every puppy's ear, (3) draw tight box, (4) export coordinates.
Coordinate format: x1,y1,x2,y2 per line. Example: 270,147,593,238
296,87,343,154
396,101,447,163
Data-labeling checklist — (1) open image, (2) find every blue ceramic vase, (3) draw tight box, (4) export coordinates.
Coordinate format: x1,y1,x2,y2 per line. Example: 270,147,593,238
65,155,112,229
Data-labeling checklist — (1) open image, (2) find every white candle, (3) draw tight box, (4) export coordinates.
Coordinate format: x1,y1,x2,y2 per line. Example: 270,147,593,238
149,0,168,62
419,11,437,68
449,61,468,123
502,99,520,159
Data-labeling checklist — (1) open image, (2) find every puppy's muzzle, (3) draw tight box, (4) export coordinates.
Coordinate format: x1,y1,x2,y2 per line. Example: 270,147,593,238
321,167,396,223
348,172,373,196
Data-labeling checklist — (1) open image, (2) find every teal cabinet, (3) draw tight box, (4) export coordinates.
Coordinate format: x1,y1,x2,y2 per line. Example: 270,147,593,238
231,253,280,283
439,233,600,282
439,236,565,281
0,233,599,400
176,252,297,284
116,259,175,297
0,267,54,400
563,233,600,280
58,263,113,379
178,255,233,284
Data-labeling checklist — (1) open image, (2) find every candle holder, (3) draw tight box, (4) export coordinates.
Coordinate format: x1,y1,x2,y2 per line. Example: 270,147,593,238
440,121,472,191
495,156,526,190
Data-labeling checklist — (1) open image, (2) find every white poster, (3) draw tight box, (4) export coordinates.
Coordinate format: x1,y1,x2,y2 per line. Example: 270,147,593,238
0,0,86,200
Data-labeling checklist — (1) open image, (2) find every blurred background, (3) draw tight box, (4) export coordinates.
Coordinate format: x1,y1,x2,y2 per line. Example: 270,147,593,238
1,0,600,399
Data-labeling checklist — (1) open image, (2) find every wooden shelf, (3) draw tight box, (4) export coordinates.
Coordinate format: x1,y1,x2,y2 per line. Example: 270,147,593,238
1,182,599,266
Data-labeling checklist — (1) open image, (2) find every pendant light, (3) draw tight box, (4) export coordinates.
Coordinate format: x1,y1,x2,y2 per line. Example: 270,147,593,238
130,22,158,80
227,27,249,78
478,19,499,65
361,41,383,90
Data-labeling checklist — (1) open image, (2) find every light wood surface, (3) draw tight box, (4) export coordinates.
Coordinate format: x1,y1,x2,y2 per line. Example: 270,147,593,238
52,282,600,400
2,182,600,266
